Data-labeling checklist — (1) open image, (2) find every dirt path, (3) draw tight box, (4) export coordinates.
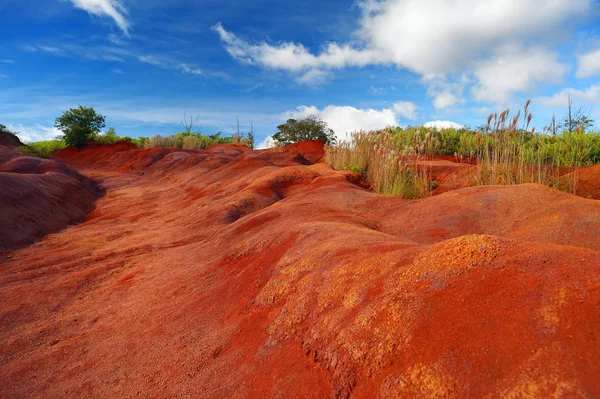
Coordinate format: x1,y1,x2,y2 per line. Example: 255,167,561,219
1,145,599,398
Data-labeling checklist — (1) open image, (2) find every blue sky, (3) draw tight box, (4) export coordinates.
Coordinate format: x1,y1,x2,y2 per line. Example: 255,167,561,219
1,0,600,146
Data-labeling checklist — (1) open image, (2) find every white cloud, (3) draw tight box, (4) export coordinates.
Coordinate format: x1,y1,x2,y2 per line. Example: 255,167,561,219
392,101,417,120
472,46,567,104
68,0,130,35
215,0,589,75
212,23,382,73
432,91,462,109
576,49,600,78
256,135,276,149
8,124,62,143
214,0,588,105
0,60,15,64
297,69,330,86
538,85,600,110
425,75,469,109
424,121,465,130
368,86,396,95
282,104,398,142
355,0,588,76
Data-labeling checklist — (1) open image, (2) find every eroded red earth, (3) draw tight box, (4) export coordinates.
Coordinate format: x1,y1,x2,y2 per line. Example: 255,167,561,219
0,141,599,398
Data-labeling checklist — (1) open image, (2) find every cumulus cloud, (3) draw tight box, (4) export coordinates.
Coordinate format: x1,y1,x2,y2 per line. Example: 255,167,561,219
423,121,465,130
538,85,600,110
8,124,62,143
576,49,600,78
472,46,567,103
214,0,590,106
392,101,417,120
256,135,276,150
282,102,417,142
68,0,129,35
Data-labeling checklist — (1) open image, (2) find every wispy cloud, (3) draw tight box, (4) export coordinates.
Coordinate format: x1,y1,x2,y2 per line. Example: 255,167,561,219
107,33,127,46
21,45,38,52
68,0,130,35
39,46,62,54
0,60,15,64
139,55,204,76
23,44,124,62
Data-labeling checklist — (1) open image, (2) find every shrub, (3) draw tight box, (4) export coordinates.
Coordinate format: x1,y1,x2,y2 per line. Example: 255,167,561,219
95,127,120,145
18,139,66,158
139,131,252,150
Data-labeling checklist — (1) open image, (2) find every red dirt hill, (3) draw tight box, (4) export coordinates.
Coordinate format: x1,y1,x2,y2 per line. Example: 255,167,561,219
0,153,102,252
0,142,598,398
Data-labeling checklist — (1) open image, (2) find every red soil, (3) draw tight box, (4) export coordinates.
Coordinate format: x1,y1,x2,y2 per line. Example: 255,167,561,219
0,142,599,398
281,140,326,163
0,145,18,164
0,151,102,252
563,164,600,199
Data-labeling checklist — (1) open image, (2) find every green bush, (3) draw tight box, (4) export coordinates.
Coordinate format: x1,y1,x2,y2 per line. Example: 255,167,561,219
94,127,120,145
139,131,250,150
18,139,66,158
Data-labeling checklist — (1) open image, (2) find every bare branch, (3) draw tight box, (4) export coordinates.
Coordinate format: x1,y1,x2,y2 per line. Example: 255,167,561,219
181,112,200,134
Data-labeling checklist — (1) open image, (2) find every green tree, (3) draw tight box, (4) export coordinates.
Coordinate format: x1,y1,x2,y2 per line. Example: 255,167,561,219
55,106,106,147
272,115,337,146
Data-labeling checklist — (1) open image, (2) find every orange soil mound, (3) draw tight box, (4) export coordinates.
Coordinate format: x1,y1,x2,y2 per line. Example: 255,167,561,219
563,164,600,199
281,140,326,163
0,142,598,398
0,155,102,252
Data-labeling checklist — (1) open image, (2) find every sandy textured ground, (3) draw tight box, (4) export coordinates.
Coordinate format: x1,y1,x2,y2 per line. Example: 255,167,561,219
0,141,598,398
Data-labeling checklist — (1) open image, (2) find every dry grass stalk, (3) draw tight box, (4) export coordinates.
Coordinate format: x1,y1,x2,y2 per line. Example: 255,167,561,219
325,130,437,198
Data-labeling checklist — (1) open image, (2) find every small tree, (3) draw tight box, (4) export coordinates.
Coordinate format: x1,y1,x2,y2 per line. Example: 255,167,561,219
272,115,336,145
563,95,594,132
181,112,200,134
55,106,106,147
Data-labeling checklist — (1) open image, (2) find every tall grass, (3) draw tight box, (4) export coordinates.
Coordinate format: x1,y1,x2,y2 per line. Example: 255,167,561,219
325,130,437,198
326,101,599,197
379,122,599,166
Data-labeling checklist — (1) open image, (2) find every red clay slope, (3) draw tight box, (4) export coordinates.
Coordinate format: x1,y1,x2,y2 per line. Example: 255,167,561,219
0,143,598,398
0,152,103,252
